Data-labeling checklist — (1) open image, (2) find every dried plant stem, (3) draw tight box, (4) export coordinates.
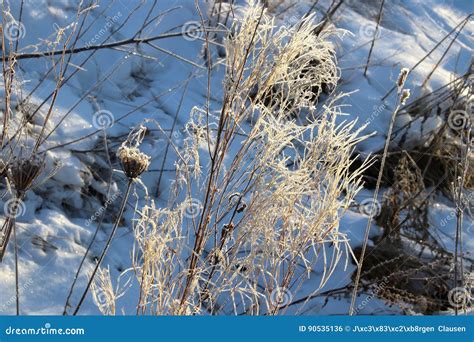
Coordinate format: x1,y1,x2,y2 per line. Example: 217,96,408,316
313,0,343,35
363,0,384,77
13,216,19,315
7,192,26,315
381,14,472,101
349,90,405,315
156,79,190,197
7,29,224,61
0,217,13,262
73,180,133,315
420,18,468,89
176,7,265,315
63,136,114,315
453,129,471,315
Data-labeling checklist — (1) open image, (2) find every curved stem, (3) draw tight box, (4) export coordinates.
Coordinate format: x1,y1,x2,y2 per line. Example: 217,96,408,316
72,180,133,315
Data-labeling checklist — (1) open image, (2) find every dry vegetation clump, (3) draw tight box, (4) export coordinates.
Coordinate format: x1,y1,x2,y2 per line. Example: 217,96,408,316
354,70,473,312
352,244,452,314
376,154,430,243
2,0,468,317
352,68,473,195
354,154,454,314
92,3,370,316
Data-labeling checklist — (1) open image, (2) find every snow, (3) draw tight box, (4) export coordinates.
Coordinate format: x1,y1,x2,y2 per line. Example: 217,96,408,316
0,0,472,315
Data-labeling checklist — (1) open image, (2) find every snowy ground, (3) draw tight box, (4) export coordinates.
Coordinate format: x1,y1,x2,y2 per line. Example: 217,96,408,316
0,0,472,315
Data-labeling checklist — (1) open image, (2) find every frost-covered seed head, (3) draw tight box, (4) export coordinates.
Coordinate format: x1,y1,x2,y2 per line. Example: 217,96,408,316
8,155,45,193
117,146,150,179
397,67,409,88
401,88,411,105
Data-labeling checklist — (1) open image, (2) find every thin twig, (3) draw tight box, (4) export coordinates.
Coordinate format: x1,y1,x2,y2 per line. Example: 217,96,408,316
73,180,133,315
363,0,384,77
349,81,407,315
63,132,115,315
6,29,224,61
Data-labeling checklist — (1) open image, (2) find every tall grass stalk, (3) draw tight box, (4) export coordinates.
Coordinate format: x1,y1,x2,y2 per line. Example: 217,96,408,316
349,68,410,315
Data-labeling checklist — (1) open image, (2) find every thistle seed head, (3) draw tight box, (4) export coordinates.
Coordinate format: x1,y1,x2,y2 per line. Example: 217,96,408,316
117,145,150,179
397,67,409,88
8,155,45,193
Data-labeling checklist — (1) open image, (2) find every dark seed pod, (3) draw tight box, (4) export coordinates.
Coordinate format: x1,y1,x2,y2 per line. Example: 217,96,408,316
397,68,409,89
8,156,45,193
117,146,150,179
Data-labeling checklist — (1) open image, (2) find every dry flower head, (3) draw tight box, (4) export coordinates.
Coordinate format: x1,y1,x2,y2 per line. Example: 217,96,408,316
7,155,46,193
397,67,409,88
117,126,151,179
